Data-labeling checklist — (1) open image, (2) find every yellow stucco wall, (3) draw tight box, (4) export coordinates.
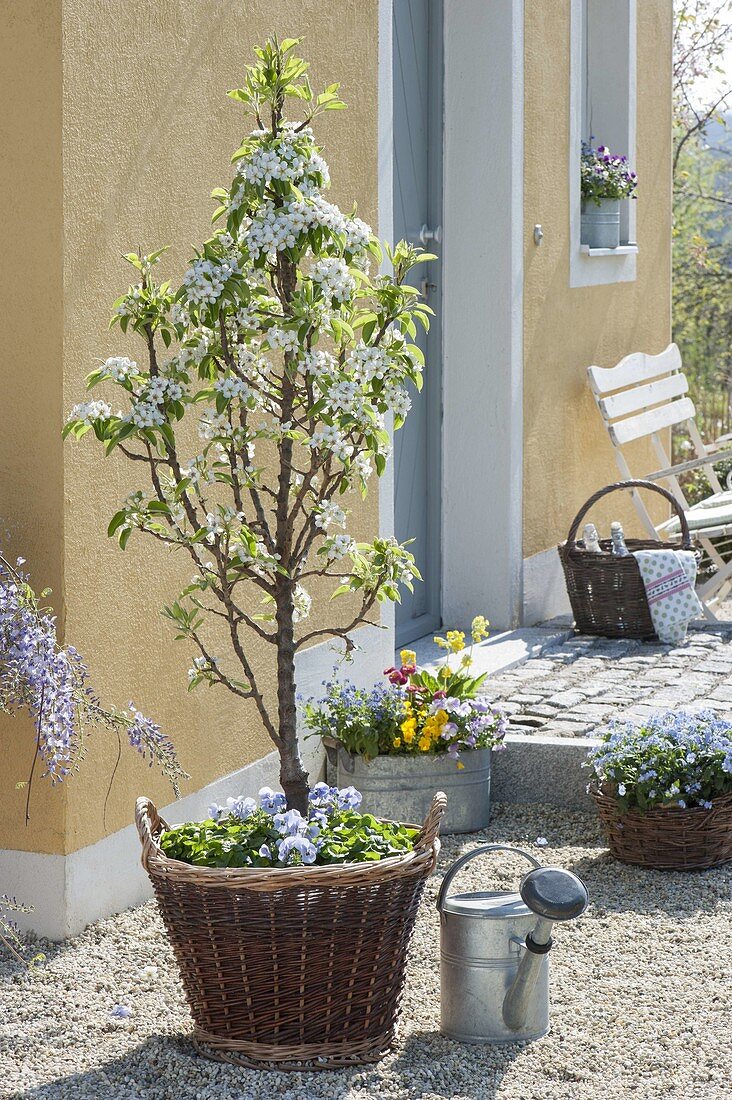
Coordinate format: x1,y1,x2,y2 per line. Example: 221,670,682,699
1,1,379,855
0,1,67,853
523,0,672,558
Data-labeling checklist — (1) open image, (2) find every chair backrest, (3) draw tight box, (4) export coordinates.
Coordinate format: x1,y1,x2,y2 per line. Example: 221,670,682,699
587,343,694,447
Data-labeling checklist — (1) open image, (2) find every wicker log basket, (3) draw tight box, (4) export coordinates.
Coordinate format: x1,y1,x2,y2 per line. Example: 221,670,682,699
558,479,694,640
592,789,732,871
135,792,447,1071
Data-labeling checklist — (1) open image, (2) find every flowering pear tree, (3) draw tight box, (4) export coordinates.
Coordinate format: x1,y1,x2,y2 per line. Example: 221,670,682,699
65,38,433,812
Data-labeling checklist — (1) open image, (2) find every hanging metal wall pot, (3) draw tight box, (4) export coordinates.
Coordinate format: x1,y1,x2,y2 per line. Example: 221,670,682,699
437,845,588,1044
581,198,621,249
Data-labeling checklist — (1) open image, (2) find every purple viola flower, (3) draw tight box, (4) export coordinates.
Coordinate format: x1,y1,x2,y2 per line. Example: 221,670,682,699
258,786,286,814
225,795,257,821
258,843,272,860
110,1004,133,1019
277,835,317,865
274,808,307,836
336,786,362,811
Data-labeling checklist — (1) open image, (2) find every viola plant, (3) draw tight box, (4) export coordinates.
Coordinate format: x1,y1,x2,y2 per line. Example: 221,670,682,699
580,140,638,205
64,37,432,812
587,709,732,813
0,553,185,815
160,783,418,868
305,616,506,766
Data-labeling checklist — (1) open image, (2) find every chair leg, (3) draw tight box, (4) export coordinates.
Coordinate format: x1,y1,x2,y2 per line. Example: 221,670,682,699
697,557,732,615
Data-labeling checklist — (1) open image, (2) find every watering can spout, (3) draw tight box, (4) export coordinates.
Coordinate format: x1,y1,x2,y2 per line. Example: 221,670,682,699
502,866,588,1032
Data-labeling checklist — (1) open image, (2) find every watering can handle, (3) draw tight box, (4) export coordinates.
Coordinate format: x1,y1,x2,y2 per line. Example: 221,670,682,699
436,844,541,912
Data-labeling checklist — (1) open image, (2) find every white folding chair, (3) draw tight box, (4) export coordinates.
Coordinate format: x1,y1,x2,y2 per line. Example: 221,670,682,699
588,342,732,617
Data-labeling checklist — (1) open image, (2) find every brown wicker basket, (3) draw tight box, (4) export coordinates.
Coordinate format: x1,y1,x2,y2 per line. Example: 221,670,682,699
135,792,447,1071
592,788,732,870
558,480,694,639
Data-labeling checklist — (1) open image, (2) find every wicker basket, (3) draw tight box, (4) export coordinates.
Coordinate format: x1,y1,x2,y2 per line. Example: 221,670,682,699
558,480,694,639
135,792,447,1071
592,789,732,870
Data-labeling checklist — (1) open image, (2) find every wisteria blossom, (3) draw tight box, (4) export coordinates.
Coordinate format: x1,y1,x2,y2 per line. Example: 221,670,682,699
64,37,434,811
0,553,185,812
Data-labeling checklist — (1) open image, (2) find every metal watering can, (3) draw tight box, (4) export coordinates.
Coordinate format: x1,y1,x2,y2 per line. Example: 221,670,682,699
437,844,588,1043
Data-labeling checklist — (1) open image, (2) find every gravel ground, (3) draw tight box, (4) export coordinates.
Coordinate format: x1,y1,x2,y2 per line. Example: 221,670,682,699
2,802,730,1100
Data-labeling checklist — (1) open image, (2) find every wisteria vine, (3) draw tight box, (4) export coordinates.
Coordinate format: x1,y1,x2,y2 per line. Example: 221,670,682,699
0,553,186,820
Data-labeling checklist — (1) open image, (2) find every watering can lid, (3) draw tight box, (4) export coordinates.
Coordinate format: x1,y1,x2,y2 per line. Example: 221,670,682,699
441,889,532,918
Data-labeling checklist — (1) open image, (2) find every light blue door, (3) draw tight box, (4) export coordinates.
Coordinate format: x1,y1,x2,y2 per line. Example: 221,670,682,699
393,0,443,646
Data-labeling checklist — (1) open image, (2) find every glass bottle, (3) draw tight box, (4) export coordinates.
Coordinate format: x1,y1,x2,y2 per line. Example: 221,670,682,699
582,522,602,553
610,521,630,557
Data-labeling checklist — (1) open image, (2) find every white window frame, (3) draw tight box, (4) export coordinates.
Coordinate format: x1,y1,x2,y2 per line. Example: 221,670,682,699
569,0,638,287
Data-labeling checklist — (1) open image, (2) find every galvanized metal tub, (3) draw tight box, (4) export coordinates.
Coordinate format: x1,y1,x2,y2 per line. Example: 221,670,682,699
580,198,620,249
330,745,492,834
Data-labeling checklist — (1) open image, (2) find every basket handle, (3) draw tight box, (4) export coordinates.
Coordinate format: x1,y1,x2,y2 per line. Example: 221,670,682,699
414,791,448,853
565,479,692,550
135,797,170,870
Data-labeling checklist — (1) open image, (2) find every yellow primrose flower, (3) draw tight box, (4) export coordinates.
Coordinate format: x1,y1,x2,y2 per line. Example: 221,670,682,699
471,615,490,643
446,630,465,653
400,649,417,668
433,635,449,650
461,653,473,668
439,666,450,680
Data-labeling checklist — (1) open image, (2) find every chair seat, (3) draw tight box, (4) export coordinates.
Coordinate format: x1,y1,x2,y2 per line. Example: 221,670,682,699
663,491,732,537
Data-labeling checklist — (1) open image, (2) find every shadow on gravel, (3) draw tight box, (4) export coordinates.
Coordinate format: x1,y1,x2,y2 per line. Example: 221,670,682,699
387,1030,528,1100
567,849,730,916
7,1033,364,1100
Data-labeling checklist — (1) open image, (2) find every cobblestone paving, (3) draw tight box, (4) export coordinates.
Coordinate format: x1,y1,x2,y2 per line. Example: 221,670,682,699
479,623,732,738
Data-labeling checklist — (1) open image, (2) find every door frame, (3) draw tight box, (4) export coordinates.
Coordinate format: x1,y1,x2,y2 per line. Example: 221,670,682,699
392,0,444,647
378,0,525,640
441,0,525,631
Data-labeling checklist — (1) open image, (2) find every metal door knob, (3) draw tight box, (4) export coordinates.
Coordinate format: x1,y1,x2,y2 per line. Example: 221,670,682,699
419,224,442,246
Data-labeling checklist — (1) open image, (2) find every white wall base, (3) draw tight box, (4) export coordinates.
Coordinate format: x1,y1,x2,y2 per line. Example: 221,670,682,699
2,624,392,941
523,547,572,625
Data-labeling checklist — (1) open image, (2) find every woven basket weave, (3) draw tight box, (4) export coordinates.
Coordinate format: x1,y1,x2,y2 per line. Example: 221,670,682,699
135,792,447,1071
592,789,732,870
558,480,694,640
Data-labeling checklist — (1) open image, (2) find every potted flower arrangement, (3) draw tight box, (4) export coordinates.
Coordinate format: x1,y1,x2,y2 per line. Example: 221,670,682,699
587,709,732,870
305,617,506,833
580,140,637,249
66,37,446,1069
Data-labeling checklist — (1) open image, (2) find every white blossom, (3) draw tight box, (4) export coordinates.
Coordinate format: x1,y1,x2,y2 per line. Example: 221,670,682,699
325,534,355,561
101,356,136,382
310,257,356,302
314,501,346,530
266,326,300,354
346,343,389,383
304,349,336,378
293,584,312,623
183,257,239,306
68,400,111,425
128,401,165,429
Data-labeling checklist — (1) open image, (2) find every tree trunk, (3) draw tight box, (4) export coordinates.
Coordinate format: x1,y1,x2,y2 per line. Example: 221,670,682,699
275,579,309,813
